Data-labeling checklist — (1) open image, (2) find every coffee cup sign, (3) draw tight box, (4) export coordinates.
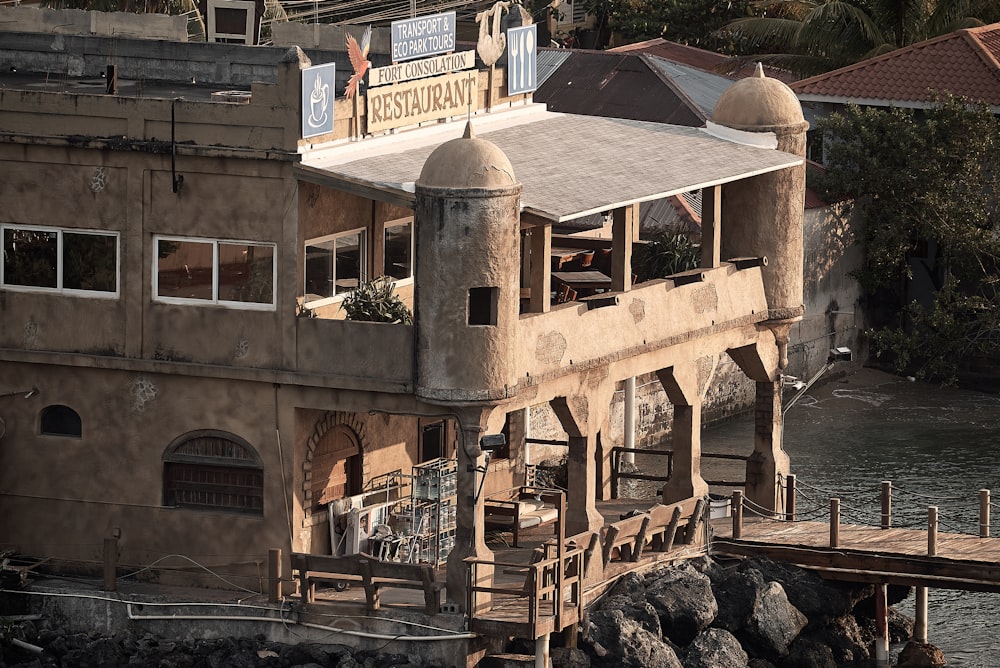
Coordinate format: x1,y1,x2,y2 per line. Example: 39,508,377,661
301,62,336,139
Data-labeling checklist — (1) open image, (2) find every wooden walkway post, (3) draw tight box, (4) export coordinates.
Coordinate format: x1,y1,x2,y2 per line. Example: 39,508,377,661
268,548,282,603
732,490,743,539
829,498,840,548
785,474,796,521
914,586,928,642
981,489,991,538
928,506,938,556
880,481,891,529
874,583,889,666
102,537,117,592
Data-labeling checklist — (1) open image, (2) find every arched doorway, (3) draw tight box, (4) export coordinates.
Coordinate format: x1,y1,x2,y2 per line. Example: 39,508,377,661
311,424,362,515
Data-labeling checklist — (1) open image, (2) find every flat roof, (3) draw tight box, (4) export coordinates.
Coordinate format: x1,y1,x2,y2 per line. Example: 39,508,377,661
297,105,803,223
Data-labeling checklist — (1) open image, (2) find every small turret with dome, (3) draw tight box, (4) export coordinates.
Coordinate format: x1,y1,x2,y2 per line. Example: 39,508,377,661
711,64,809,358
413,122,523,402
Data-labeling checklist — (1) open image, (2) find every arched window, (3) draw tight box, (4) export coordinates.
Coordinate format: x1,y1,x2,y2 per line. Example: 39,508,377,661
40,405,82,437
163,430,263,516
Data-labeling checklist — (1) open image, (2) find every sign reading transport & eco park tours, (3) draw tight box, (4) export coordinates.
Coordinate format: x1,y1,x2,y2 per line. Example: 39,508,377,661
390,12,456,62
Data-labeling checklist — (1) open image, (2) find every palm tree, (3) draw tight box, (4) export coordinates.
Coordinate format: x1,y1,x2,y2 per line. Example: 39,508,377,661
718,0,1000,77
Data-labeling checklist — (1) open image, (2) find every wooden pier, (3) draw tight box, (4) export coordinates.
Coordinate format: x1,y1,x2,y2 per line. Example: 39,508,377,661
712,516,1000,593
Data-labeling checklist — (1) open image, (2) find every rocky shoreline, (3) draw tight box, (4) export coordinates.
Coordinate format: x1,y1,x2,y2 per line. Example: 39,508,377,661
1,556,947,668
562,555,945,668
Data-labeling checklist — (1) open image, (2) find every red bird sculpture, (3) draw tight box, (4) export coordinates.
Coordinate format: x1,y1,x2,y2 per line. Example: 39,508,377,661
345,26,372,99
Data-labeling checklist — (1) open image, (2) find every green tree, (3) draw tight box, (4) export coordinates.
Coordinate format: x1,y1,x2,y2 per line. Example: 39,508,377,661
718,0,1000,77
579,0,753,51
815,95,1000,383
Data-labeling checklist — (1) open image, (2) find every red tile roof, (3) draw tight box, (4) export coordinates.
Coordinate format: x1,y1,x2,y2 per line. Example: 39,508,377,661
792,23,1000,107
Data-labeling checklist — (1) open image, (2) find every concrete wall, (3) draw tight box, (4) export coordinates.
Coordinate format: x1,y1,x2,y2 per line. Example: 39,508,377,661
0,6,188,41
786,203,866,381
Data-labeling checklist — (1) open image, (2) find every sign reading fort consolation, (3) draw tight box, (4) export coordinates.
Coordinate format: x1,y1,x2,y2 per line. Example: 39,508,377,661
390,12,456,62
369,50,475,88
366,71,478,133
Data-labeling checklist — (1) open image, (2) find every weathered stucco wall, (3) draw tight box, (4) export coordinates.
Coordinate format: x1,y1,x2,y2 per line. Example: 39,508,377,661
0,362,289,587
0,6,188,41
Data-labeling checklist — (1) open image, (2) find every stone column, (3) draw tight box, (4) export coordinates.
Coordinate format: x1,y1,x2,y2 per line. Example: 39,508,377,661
550,395,605,536
446,407,497,611
657,363,710,504
744,379,789,515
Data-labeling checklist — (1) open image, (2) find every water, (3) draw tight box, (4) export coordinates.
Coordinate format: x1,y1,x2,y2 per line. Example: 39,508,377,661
697,368,1000,666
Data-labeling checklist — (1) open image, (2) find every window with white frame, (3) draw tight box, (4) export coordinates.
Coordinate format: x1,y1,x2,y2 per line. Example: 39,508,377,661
304,229,366,301
154,236,276,308
384,219,413,281
1,225,119,296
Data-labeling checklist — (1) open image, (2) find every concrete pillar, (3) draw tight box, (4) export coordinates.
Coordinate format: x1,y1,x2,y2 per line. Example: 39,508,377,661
700,185,721,269
656,364,709,504
508,407,529,485
550,395,605,536
745,379,789,514
623,377,636,464
446,408,497,610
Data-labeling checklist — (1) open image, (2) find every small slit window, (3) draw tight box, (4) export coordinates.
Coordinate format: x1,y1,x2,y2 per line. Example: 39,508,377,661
468,286,498,326
40,405,82,437
163,431,263,516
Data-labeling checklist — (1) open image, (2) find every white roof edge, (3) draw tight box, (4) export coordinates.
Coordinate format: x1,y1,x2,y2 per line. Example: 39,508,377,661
702,121,778,149
301,103,556,167
551,158,803,224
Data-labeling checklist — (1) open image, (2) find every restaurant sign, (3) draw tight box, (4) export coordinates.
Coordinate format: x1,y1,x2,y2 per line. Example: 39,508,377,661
369,50,475,87
366,70,478,133
390,12,456,62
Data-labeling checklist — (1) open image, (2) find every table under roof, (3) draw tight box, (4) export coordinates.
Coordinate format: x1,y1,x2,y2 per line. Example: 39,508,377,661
296,105,802,224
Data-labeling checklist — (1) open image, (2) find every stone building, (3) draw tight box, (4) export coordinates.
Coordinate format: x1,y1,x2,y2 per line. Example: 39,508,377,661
1,9,810,662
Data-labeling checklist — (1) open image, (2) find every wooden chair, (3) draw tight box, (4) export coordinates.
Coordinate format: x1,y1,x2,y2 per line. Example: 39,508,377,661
556,284,577,304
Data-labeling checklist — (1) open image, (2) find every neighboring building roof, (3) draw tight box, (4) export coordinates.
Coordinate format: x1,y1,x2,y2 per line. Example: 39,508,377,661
299,106,803,224
792,22,1000,110
533,49,707,125
644,55,734,118
608,38,728,72
608,38,798,82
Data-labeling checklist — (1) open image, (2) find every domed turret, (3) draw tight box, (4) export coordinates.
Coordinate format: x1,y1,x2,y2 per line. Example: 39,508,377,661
418,123,517,190
711,64,808,339
713,63,806,131
414,123,523,402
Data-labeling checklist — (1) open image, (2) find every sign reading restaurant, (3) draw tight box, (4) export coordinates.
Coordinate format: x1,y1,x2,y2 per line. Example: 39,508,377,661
367,70,478,133
390,11,456,62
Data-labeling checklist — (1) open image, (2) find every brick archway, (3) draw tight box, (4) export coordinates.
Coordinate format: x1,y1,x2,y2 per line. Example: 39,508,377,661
303,412,367,524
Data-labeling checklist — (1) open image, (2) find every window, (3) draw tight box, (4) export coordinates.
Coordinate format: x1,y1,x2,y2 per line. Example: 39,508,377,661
154,236,275,308
2,225,118,296
469,286,498,326
163,430,263,516
304,229,366,301
384,219,413,281
40,405,82,438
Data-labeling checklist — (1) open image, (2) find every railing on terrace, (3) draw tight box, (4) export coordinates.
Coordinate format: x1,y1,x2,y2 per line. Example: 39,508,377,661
730,474,996,543
610,446,749,497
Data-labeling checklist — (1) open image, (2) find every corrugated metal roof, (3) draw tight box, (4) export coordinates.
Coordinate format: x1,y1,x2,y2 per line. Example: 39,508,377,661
299,107,802,223
536,48,572,88
644,55,733,117
533,51,705,125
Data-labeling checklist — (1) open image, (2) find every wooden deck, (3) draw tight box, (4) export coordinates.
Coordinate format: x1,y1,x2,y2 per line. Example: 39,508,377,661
711,515,1000,593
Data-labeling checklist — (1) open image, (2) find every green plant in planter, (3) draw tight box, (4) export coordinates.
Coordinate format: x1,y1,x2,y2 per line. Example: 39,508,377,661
634,227,700,282
340,276,413,324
